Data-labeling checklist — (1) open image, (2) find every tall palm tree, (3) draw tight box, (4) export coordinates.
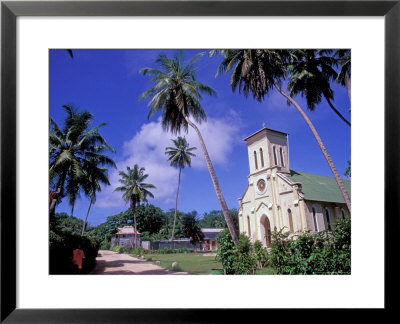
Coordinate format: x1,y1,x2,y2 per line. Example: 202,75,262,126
139,51,239,245
81,157,115,236
165,136,196,241
114,165,156,248
334,49,351,102
287,49,351,127
213,49,351,212
49,105,115,223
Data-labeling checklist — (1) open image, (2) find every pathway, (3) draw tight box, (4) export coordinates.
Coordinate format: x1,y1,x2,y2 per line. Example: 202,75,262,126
90,250,188,275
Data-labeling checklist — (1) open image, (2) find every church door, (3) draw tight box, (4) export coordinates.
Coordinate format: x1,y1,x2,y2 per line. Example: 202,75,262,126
264,217,272,247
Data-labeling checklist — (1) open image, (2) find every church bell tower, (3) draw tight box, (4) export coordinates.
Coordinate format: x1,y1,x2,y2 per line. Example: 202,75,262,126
244,127,290,178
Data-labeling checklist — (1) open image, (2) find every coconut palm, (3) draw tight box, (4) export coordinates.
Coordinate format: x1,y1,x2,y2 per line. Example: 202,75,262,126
165,136,196,241
81,157,115,236
139,51,239,245
334,49,351,102
114,165,156,248
49,105,115,223
213,49,351,212
287,49,351,127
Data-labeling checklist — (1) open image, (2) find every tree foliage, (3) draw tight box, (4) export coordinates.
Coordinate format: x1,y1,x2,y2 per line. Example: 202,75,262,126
270,217,351,274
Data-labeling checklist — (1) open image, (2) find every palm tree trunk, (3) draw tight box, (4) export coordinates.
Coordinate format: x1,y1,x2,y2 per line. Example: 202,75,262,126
325,96,351,127
131,200,137,249
171,168,182,241
274,82,351,213
49,173,66,222
183,114,239,245
81,200,93,236
345,72,351,103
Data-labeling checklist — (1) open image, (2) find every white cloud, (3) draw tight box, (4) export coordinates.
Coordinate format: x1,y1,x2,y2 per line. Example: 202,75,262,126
96,112,242,209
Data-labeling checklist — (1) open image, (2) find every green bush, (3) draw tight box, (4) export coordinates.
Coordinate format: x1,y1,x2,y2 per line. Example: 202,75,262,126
232,235,257,275
216,229,236,274
270,217,351,275
254,240,270,269
49,230,100,274
216,230,257,275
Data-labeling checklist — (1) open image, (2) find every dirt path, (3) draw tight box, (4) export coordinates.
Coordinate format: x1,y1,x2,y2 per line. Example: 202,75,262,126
90,250,188,275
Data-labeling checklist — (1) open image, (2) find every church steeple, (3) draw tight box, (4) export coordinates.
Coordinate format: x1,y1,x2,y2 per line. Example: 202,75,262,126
244,127,290,175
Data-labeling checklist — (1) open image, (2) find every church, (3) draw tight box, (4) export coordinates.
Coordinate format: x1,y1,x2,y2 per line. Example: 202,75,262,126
238,127,351,247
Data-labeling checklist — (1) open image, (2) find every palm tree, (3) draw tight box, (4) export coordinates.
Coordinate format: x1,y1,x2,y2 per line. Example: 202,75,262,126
114,165,156,248
182,211,205,253
81,157,115,236
165,136,196,241
287,49,351,127
49,105,115,224
213,49,351,212
139,51,239,245
334,49,351,102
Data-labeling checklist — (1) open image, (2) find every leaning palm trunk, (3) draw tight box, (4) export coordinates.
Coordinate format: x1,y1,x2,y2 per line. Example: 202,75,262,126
183,114,239,245
81,201,93,236
345,72,351,103
171,168,182,241
325,96,351,127
274,82,351,212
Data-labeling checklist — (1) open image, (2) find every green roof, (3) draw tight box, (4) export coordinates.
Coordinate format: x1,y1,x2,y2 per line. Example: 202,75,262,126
287,170,351,204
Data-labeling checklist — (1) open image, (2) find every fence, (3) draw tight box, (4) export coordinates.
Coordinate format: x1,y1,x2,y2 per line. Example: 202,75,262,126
141,240,204,251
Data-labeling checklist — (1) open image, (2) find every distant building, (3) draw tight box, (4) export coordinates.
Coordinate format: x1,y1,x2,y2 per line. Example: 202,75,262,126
238,127,351,247
201,228,224,251
110,226,140,248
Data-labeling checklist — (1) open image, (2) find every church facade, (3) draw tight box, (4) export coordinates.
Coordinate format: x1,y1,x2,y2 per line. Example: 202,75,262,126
238,127,350,247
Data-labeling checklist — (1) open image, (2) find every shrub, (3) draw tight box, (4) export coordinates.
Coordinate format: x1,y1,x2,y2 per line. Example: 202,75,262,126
269,217,351,275
133,247,146,256
49,230,100,274
216,230,257,275
216,229,236,274
254,240,270,269
232,235,257,275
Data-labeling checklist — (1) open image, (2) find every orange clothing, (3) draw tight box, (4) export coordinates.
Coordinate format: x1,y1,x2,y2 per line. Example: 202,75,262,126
72,249,85,267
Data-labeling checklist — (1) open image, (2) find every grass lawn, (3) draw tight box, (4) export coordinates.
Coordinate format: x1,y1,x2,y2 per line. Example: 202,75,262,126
255,266,276,275
132,252,276,275
138,253,223,275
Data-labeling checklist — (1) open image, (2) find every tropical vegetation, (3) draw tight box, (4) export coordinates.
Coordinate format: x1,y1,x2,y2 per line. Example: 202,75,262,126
165,136,196,241
211,49,351,212
114,164,156,248
49,105,115,225
139,51,239,245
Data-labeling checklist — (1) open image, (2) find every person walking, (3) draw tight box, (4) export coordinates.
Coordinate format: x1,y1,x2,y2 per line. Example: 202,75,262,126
72,244,85,274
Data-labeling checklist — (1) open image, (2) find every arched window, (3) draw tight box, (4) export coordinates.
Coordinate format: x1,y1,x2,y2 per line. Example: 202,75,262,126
341,209,346,220
260,148,265,168
254,151,258,170
288,209,294,233
247,216,251,236
325,208,332,230
273,146,278,165
280,147,285,167
312,207,318,232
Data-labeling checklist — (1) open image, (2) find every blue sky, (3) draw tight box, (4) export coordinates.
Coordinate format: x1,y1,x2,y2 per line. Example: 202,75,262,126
50,49,351,226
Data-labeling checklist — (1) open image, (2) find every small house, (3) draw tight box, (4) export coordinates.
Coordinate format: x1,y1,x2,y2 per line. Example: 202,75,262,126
201,228,224,251
110,226,140,248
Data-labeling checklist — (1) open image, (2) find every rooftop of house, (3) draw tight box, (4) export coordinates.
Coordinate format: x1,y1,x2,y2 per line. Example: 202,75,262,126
285,170,351,204
201,228,224,239
115,226,140,235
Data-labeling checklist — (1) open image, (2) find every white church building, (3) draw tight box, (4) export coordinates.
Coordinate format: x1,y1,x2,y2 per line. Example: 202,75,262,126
238,127,350,247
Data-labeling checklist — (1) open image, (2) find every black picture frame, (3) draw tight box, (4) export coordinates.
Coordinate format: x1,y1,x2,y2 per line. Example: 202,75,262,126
1,0,398,322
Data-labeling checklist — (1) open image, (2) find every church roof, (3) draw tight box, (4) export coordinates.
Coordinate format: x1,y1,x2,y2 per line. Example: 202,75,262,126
243,127,288,141
287,170,351,204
